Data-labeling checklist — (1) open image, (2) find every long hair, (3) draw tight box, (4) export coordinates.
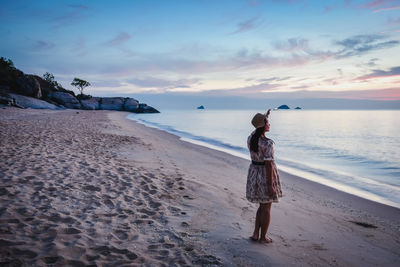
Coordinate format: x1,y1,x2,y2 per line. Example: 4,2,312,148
250,127,265,153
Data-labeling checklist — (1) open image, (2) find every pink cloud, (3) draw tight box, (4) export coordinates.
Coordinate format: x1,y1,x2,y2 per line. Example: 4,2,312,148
359,0,394,9
356,66,400,80
374,5,400,12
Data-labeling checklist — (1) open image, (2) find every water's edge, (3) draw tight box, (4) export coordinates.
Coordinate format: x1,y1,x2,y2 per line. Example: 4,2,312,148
127,114,400,209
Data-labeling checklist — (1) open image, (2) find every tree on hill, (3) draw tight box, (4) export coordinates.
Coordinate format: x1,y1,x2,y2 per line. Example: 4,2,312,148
71,78,90,96
0,57,16,70
43,72,60,88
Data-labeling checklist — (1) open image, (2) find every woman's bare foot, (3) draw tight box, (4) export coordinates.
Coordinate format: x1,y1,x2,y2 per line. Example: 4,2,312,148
250,234,259,241
259,236,273,243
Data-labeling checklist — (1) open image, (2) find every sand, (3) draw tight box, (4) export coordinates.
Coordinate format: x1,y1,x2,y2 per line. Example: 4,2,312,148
0,108,399,266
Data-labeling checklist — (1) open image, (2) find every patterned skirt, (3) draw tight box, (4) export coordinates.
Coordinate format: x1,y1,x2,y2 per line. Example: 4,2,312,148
246,161,283,203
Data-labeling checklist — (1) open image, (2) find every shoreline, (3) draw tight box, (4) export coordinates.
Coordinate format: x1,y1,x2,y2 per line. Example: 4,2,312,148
128,114,400,210
1,108,399,266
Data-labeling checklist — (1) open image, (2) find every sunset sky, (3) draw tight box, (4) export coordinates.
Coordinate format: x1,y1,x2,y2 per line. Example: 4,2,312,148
1,0,400,104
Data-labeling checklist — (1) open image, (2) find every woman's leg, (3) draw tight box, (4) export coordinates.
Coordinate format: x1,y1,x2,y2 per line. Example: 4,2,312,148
259,203,272,243
251,205,261,240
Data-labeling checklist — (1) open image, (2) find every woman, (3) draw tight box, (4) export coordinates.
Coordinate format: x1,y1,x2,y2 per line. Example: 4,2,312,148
246,109,282,243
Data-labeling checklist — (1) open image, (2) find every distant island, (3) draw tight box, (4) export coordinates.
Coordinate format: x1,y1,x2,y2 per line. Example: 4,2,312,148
0,57,159,113
274,105,302,110
197,105,205,110
277,104,290,109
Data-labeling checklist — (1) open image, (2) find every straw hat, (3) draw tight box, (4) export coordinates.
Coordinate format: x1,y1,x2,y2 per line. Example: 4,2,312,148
251,109,271,128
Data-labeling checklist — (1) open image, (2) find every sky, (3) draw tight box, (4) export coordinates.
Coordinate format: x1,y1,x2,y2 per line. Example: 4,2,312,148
1,0,400,108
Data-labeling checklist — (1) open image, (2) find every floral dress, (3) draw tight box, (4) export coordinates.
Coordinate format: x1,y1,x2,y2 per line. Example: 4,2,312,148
246,131,283,203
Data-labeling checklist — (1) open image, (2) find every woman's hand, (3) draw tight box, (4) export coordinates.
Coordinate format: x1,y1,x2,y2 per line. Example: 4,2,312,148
268,185,276,198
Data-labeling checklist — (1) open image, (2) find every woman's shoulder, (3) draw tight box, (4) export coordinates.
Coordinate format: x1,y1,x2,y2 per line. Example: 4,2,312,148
261,136,275,145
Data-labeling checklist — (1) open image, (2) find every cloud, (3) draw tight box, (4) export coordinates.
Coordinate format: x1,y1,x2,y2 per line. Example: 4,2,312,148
368,58,379,67
374,5,400,12
257,76,292,83
359,0,393,9
357,66,400,80
357,0,400,13
94,33,396,77
50,5,90,29
32,40,55,51
274,38,309,52
231,17,258,34
104,32,131,46
335,34,399,58
127,77,200,91
204,82,284,96
92,80,124,88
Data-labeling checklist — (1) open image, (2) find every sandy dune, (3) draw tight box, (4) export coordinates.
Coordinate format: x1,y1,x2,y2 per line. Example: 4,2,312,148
0,108,399,266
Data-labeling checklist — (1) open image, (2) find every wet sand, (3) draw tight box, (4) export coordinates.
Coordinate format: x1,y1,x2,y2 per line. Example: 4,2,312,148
0,108,399,266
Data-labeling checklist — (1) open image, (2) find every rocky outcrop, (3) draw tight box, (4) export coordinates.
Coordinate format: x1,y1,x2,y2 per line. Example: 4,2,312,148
79,97,158,113
124,98,139,112
0,58,159,113
49,91,81,109
3,93,62,110
16,75,42,98
137,103,159,113
100,97,124,111
80,97,100,110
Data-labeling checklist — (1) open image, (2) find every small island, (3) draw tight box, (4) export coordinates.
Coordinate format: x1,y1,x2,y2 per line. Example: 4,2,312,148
295,107,302,110
277,104,290,109
197,105,205,110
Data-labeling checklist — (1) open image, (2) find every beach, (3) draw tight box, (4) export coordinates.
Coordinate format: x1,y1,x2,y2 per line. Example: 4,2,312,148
0,108,399,266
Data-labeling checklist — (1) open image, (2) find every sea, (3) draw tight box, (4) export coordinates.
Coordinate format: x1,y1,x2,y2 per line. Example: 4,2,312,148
127,109,400,208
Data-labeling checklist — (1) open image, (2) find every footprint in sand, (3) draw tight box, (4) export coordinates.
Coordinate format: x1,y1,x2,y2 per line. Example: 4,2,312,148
61,227,82,235
83,185,101,192
102,198,115,209
138,208,157,216
114,230,129,240
149,200,162,209
41,256,63,264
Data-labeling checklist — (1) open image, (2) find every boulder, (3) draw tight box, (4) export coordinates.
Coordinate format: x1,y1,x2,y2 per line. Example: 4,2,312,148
16,75,42,98
124,98,139,112
100,97,124,111
8,93,63,110
137,103,160,113
80,97,100,110
49,91,81,109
